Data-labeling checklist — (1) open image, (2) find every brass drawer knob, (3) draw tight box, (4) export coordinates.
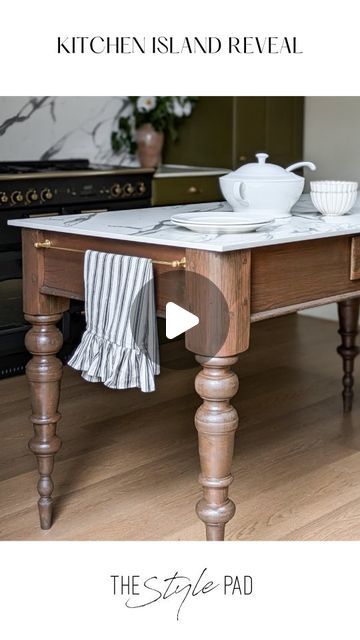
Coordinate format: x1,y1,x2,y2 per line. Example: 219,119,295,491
187,185,201,194
239,155,247,162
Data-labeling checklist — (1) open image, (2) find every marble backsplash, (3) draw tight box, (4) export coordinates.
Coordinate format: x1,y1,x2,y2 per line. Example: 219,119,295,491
0,96,133,165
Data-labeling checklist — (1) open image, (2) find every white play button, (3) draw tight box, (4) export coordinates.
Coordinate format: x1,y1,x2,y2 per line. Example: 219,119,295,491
165,302,199,339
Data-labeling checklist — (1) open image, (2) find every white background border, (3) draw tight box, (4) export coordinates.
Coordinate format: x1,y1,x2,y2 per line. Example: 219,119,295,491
1,1,360,637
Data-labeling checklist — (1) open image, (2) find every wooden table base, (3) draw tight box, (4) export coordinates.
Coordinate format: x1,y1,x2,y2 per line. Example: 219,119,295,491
337,299,360,413
24,313,64,529
19,229,360,539
194,356,239,541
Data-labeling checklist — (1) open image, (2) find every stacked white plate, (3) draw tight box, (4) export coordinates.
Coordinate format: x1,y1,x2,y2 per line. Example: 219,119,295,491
171,212,274,234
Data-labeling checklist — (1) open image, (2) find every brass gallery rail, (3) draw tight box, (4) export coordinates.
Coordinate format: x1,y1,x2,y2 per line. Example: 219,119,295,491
34,239,187,269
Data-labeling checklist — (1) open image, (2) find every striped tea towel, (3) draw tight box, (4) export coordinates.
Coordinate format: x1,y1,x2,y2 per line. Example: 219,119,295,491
68,250,160,392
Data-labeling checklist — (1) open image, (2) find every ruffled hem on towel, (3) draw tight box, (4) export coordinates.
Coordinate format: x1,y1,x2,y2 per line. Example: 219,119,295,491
68,330,160,393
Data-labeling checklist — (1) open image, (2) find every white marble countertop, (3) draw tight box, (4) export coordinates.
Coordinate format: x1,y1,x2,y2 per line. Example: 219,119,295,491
8,195,360,252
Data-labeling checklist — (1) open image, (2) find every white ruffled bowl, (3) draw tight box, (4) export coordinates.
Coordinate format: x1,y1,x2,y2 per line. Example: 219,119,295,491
310,181,358,216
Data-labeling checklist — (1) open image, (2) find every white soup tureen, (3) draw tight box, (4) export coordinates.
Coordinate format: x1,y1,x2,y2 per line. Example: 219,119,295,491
219,153,316,218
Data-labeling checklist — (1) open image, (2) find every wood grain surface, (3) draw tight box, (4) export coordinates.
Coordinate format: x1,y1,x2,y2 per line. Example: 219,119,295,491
26,231,360,325
24,229,186,315
350,236,360,280
185,248,251,356
251,236,360,314
1,314,360,541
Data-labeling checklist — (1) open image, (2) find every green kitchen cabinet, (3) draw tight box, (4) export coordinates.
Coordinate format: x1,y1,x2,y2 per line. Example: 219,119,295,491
163,97,234,168
152,166,227,206
163,97,304,170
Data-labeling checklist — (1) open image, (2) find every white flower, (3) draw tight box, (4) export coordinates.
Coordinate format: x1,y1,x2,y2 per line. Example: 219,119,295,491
171,97,193,118
171,98,184,118
137,96,156,112
183,100,192,116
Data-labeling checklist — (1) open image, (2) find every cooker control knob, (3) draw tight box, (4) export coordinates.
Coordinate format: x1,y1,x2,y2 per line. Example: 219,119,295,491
26,189,39,204
0,192,9,204
41,188,53,201
111,183,122,197
137,181,146,194
124,182,135,195
11,190,24,204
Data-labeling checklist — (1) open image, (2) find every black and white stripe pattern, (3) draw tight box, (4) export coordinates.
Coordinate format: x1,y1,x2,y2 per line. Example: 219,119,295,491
68,250,160,392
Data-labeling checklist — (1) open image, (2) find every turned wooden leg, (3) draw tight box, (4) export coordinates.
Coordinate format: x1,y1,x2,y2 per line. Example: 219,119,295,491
24,313,64,529
194,355,239,541
337,298,360,413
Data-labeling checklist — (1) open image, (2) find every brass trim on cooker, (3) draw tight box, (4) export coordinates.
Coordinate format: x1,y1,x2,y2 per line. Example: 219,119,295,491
0,167,154,181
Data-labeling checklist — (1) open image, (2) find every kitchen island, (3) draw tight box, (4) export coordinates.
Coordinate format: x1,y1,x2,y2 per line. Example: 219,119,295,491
9,198,360,540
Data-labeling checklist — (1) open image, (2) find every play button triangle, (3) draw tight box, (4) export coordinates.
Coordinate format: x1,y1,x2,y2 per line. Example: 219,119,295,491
165,302,199,339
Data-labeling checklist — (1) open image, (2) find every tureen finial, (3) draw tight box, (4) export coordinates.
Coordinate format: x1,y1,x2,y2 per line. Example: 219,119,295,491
256,153,269,164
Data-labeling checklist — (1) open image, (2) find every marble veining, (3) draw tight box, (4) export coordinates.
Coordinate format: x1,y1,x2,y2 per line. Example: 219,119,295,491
0,97,51,138
9,194,360,252
0,97,133,165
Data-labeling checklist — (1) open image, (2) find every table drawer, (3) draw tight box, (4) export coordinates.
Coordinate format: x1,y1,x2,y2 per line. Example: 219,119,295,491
152,174,224,206
251,235,360,319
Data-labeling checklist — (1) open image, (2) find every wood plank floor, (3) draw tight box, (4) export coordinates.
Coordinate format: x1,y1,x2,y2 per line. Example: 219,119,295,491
1,314,360,541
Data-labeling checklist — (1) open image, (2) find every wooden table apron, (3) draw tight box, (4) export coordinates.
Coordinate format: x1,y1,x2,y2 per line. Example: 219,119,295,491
21,228,360,540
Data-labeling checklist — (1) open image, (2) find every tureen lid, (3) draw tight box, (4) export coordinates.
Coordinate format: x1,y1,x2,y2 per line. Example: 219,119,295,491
224,153,316,181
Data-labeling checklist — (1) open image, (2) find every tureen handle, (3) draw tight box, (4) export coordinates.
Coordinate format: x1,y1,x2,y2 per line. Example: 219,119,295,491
286,161,317,172
233,181,249,207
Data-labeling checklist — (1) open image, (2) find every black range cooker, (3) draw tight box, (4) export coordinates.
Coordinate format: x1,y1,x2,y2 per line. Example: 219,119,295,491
0,159,154,378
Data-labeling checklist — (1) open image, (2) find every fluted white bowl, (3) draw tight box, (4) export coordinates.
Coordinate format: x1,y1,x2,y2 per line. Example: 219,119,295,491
310,181,358,215
310,180,358,193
